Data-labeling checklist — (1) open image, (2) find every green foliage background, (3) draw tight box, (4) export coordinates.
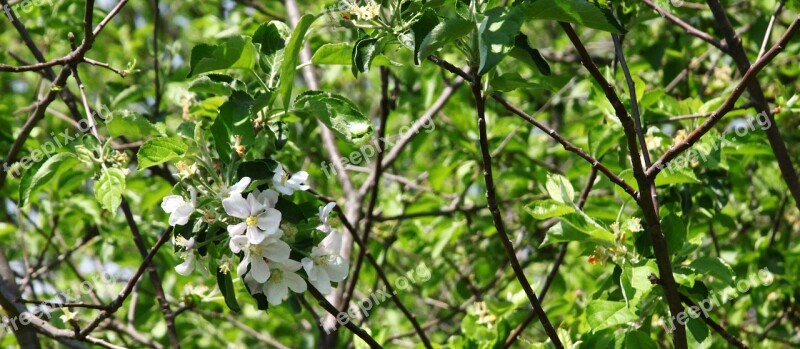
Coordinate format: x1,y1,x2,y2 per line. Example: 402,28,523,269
1,0,799,348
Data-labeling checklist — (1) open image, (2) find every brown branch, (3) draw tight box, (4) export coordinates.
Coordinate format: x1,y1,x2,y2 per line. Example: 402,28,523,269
79,227,173,340
504,166,598,347
704,0,800,213
426,55,640,201
558,22,688,348
641,0,729,53
119,199,180,349
469,68,563,347
306,286,382,348
646,15,800,179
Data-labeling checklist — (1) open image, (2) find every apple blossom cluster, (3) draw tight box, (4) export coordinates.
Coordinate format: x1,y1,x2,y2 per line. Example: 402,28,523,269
160,163,349,306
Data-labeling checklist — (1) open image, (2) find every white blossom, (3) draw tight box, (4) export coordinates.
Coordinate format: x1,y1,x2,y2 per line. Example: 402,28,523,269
161,189,196,226
272,164,310,195
223,191,282,244
317,202,336,234
234,234,291,283
302,232,348,294
264,259,307,305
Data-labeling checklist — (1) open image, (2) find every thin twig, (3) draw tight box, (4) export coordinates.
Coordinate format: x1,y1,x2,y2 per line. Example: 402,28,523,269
469,68,563,348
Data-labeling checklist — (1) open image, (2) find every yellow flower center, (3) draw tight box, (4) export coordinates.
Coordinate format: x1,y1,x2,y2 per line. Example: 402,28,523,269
314,255,330,266
280,172,289,185
246,216,258,227
271,269,284,283
249,245,263,256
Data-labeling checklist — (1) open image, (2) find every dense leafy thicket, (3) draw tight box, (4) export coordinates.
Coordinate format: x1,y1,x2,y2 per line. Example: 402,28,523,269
1,0,799,348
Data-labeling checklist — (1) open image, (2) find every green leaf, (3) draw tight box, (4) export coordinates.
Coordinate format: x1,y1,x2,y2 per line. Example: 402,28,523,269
510,34,551,76
417,17,475,62
217,270,241,313
545,173,575,204
211,91,255,162
690,256,735,286
478,6,525,76
312,43,353,65
189,74,248,96
253,21,289,88
137,137,189,169
624,330,657,349
313,43,400,68
19,153,80,206
520,0,626,34
293,90,374,145
352,36,380,75
588,123,622,158
278,14,316,111
411,9,440,65
661,214,687,256
586,300,637,331
686,318,712,348
544,213,616,246
525,199,576,219
237,159,278,181
106,112,160,140
188,36,258,77
93,167,126,214
490,72,554,92
620,259,658,307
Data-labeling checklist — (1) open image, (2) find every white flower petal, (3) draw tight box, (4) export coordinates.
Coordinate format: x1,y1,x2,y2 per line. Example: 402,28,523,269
310,272,332,294
169,205,193,226
288,171,310,191
320,231,343,254
161,195,186,213
266,280,288,305
247,225,267,244
237,257,250,278
243,274,263,294
250,257,271,283
258,189,280,208
229,235,248,253
222,195,250,219
284,272,307,293
175,253,196,276
325,257,349,282
263,239,291,262
246,193,265,215
320,202,336,221
301,257,316,279
229,177,252,194
227,222,247,237
256,209,282,236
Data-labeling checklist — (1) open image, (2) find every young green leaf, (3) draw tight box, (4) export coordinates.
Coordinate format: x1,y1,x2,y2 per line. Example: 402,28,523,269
417,17,475,62
217,270,241,312
19,153,80,206
352,36,380,76
312,43,353,65
278,14,317,111
211,91,255,162
586,300,637,331
690,256,735,287
137,137,189,169
94,167,126,214
519,0,626,34
253,21,289,88
293,90,374,145
188,36,258,77
545,173,575,204
510,34,551,76
478,6,525,76
106,112,160,140
525,199,576,219
410,9,440,65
